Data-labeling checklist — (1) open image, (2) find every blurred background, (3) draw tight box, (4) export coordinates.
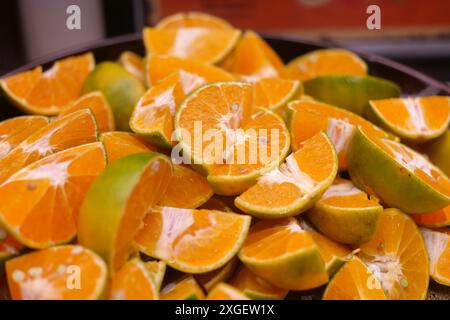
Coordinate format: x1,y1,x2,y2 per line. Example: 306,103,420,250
1,0,449,82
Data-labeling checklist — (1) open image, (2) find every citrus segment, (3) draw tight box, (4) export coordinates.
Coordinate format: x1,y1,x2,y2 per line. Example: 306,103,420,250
6,245,107,300
421,228,450,286
239,218,328,290
359,209,429,300
0,53,94,115
235,132,337,218
0,116,48,159
100,131,156,163
157,12,233,29
110,258,158,300
134,207,251,273
0,228,24,261
413,206,450,227
0,142,106,248
195,258,238,292
143,27,240,64
119,51,146,85
286,49,367,81
161,276,205,300
78,152,173,272
308,178,383,244
60,91,115,132
0,109,98,184
253,78,302,110
144,260,166,290
207,283,248,300
323,256,387,300
348,127,450,214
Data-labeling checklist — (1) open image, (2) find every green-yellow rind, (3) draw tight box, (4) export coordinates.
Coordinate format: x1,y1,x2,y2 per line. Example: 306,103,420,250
347,127,450,214
423,129,450,177
303,75,400,115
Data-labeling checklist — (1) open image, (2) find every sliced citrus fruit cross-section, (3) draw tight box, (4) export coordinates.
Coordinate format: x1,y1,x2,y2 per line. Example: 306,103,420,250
348,126,450,214
130,70,206,148
100,131,156,163
413,205,450,227
60,91,115,133
157,12,233,29
421,228,450,287
207,283,249,300
134,206,251,273
235,132,337,218
0,108,98,184
110,258,158,300
358,208,429,300
78,152,173,272
307,178,383,245
0,53,94,115
144,260,166,291
161,276,205,300
0,142,106,248
0,115,49,159
175,82,290,196
286,49,368,81
119,51,146,85
0,228,24,261
143,27,241,65
253,78,302,111
368,96,450,143
238,218,328,291
322,256,387,300
6,245,107,300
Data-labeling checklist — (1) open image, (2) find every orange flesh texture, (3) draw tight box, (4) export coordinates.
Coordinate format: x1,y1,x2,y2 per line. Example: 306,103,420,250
1,53,94,114
100,131,156,163
253,78,299,109
240,218,315,261
0,230,24,257
159,164,213,209
286,49,367,81
0,142,106,247
143,28,240,64
207,283,248,300
6,245,106,300
0,109,97,184
134,207,250,271
238,133,335,208
119,51,145,83
414,205,450,227
370,96,450,134
157,12,233,29
425,229,450,283
323,257,387,300
359,209,429,299
228,31,286,79
111,157,172,272
60,92,115,132
231,266,287,297
305,227,351,266
361,127,450,198
146,55,235,86
0,116,49,159
319,178,380,209
110,259,157,300
161,277,205,300
132,71,206,143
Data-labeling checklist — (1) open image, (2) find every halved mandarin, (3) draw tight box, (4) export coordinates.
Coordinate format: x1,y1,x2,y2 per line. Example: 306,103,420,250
0,228,24,261
286,49,367,81
110,258,158,300
0,109,98,184
0,142,106,248
195,258,238,292
134,206,251,273
161,276,205,300
0,53,94,115
230,265,288,300
235,132,337,218
322,256,387,300
130,71,206,148
421,228,450,286
159,164,213,209
0,116,49,159
157,12,233,29
175,82,290,196
307,178,383,245
6,245,107,300
413,206,450,227
100,131,156,163
144,260,166,290
119,51,146,85
253,78,302,110
78,152,173,272
224,31,286,80
348,126,450,214
207,283,248,300
143,27,241,64
60,91,115,133
146,54,235,86
368,96,450,142
288,100,391,170
238,218,328,291
358,209,429,300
